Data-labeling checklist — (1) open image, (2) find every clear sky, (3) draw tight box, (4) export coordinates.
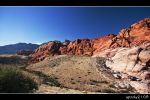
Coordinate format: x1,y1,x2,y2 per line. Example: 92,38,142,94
0,7,150,46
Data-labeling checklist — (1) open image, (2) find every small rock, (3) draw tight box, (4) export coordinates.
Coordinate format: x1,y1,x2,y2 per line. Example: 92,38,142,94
114,84,119,88
113,73,121,79
120,73,128,79
117,81,130,89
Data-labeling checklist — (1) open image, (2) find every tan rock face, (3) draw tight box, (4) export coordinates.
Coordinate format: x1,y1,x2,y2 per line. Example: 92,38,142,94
93,43,150,93
94,44,150,78
139,50,150,63
130,81,150,93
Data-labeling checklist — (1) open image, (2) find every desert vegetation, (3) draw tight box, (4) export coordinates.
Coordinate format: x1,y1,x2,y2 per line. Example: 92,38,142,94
27,55,136,93
0,66,38,93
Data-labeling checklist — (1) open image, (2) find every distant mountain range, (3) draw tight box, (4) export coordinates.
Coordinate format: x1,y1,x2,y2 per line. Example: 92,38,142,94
0,43,39,54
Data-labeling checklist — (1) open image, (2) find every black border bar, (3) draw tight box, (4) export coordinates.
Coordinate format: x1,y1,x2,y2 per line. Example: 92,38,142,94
0,0,150,6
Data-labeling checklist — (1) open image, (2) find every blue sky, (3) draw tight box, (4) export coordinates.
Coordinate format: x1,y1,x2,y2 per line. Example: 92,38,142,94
0,7,150,46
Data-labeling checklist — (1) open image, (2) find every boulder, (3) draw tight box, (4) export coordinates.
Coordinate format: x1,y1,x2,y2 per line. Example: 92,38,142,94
130,81,150,93
139,50,150,63
140,71,150,80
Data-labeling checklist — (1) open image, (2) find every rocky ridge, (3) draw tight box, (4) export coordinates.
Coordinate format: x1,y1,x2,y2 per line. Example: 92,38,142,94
31,18,150,63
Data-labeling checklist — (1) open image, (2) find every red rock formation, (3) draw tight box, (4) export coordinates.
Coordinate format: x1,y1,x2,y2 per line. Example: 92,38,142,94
31,17,150,63
92,34,116,54
31,42,62,62
66,38,93,56
110,18,150,48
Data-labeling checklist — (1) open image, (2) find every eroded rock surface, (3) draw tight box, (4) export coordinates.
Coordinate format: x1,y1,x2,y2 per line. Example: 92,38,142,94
93,43,150,93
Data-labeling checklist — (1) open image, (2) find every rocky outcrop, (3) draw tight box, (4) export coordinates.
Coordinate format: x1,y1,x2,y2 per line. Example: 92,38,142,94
31,39,94,63
66,38,93,56
30,35,115,63
92,17,150,52
109,18,150,48
31,18,150,63
93,43,150,93
92,34,116,54
31,42,62,63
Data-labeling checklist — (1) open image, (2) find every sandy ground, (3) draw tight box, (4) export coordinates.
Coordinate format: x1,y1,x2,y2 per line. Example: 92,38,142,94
27,55,131,93
0,54,135,93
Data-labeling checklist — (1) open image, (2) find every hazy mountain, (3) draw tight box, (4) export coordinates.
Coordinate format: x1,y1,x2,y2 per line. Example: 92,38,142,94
0,43,39,54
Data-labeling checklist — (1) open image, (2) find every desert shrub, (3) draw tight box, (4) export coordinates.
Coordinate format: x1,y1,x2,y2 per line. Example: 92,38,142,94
23,69,62,87
44,76,61,87
0,56,29,67
96,57,106,65
0,67,38,93
95,57,108,70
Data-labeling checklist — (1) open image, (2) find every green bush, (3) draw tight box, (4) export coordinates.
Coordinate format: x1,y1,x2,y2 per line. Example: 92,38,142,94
0,67,38,93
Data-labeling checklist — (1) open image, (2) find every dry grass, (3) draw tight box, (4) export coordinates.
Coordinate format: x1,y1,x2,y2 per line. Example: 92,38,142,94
27,55,134,93
0,66,38,93
0,54,136,93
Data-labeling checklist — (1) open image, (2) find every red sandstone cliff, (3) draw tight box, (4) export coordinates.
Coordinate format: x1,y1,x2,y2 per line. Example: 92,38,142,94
31,17,150,63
